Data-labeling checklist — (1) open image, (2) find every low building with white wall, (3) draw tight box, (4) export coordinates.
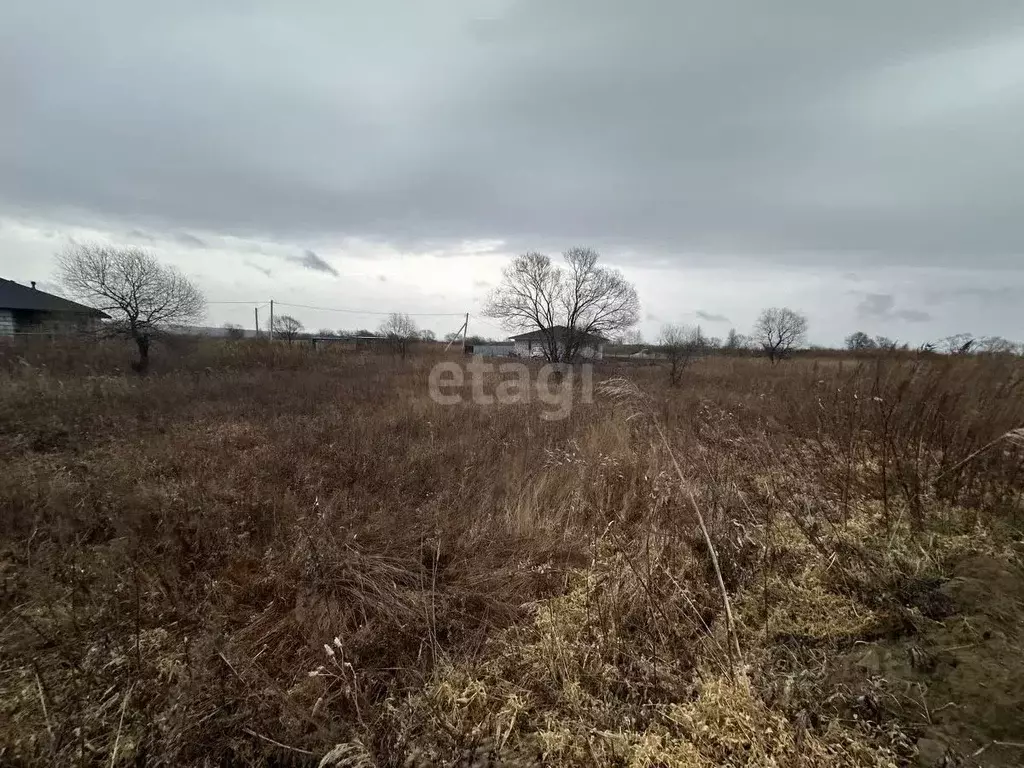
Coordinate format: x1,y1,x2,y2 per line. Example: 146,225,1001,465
509,327,606,360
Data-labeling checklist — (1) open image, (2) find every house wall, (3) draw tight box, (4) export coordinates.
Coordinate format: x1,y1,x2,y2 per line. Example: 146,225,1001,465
2,310,103,336
470,344,515,357
513,340,543,358
513,340,604,360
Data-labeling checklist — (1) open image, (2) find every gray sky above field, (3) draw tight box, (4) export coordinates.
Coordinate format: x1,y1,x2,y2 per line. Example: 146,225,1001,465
2,1,1024,344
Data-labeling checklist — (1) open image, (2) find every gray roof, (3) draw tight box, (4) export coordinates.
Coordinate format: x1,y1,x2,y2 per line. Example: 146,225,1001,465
0,279,109,317
509,326,607,344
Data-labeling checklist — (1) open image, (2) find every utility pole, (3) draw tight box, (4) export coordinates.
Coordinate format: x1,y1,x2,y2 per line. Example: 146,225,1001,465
254,306,260,338
443,313,469,353
269,300,274,341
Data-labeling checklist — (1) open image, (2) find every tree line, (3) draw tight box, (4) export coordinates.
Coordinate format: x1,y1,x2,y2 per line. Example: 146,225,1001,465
259,312,449,358
53,242,1021,374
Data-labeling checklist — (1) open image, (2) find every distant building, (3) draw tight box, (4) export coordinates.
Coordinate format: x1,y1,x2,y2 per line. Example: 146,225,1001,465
467,343,515,357
509,326,606,360
628,349,661,359
0,279,109,336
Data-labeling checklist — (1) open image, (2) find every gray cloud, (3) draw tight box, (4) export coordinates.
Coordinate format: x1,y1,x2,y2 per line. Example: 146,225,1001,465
856,293,897,317
126,228,155,242
894,308,932,323
124,226,203,248
244,259,272,278
172,231,206,248
285,249,338,276
3,1,1024,346
3,1,1024,272
696,310,731,323
856,293,932,323
924,285,1019,303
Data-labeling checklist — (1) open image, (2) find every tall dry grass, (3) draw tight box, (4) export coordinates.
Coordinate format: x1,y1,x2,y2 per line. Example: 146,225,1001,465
0,338,1021,766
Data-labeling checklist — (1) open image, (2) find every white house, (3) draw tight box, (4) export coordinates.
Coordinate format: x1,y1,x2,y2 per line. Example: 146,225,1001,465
509,326,607,360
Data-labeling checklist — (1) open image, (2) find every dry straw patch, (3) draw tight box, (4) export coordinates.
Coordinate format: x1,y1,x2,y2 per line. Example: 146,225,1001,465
399,567,901,767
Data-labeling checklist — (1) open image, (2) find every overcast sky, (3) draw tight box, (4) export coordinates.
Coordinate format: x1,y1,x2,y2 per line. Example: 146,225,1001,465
3,1,1023,344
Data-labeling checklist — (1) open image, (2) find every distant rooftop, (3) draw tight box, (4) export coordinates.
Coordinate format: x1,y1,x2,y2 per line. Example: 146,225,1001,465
508,326,607,343
0,279,109,317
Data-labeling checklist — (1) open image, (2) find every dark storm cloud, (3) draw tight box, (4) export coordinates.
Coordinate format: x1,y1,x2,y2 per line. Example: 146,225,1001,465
696,310,731,324
3,1,1024,268
286,249,338,276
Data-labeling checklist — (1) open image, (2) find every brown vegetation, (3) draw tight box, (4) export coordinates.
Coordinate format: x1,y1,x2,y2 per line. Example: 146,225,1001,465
1,338,1022,766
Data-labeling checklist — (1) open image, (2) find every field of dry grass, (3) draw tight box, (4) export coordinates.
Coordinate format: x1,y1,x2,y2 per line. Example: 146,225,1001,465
1,339,1022,767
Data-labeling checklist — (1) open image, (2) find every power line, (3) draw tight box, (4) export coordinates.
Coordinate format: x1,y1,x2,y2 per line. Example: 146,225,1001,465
273,301,463,317
208,299,463,317
473,316,511,335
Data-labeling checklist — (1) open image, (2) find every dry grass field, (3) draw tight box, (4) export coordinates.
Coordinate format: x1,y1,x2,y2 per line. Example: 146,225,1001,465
1,339,1022,766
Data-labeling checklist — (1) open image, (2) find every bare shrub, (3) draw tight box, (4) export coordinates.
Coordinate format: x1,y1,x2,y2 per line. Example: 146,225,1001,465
659,323,705,385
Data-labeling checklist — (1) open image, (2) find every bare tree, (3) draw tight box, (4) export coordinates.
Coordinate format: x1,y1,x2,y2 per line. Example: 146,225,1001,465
419,328,437,342
844,330,877,351
873,335,899,351
484,247,640,362
660,323,705,386
614,328,645,346
379,312,419,357
272,315,304,343
753,307,808,363
976,335,1021,355
57,244,205,372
